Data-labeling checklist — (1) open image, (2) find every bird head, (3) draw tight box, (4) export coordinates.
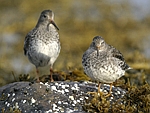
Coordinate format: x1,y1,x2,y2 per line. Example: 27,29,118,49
37,10,59,30
92,36,106,56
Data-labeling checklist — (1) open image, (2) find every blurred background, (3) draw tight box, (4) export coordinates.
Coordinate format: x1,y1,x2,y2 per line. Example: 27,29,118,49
0,0,150,86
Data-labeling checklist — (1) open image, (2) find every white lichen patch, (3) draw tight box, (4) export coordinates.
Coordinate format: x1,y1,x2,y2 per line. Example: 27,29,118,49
12,98,15,102
55,82,59,86
72,104,75,106
103,89,108,93
44,82,49,86
65,89,69,93
65,84,69,87
6,102,10,107
77,100,80,103
63,102,68,105
73,100,77,104
45,109,52,113
69,96,74,100
110,96,113,100
79,98,84,101
61,85,66,89
74,83,78,88
40,82,44,85
57,90,64,94
31,97,36,104
85,96,89,99
117,90,121,94
51,86,57,91
48,100,51,104
26,86,30,89
22,100,27,103
7,93,10,97
12,93,15,97
15,102,19,109
58,101,61,104
5,101,7,105
52,103,58,111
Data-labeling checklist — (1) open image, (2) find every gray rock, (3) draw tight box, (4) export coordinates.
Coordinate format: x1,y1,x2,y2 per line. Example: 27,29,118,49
0,81,126,113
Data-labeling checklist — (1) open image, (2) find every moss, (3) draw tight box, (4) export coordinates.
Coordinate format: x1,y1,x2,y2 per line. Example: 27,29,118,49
83,92,110,113
1,107,21,113
84,80,150,113
66,68,90,81
122,83,150,112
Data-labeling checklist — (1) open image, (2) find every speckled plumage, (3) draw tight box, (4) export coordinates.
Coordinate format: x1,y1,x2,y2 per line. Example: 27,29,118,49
24,10,60,82
82,36,130,95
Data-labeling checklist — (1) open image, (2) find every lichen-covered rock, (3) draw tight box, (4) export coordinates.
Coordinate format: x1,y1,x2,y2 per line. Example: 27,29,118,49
0,81,126,113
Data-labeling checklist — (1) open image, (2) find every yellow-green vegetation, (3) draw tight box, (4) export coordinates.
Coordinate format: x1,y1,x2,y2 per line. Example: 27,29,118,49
1,107,21,113
84,78,150,113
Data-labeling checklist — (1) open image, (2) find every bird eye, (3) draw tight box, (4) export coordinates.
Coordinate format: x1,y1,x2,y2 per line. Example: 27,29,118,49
93,42,96,45
101,41,104,45
43,15,47,18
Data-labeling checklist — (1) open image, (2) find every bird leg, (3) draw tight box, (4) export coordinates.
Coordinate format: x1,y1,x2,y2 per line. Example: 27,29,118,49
105,83,112,97
87,82,103,95
36,67,40,82
98,82,101,93
50,67,54,82
87,91,97,95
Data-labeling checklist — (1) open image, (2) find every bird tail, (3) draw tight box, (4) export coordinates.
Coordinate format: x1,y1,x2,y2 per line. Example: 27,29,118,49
125,67,139,74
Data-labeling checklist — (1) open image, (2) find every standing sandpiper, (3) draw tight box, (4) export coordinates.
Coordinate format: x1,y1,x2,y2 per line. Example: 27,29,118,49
24,10,60,82
82,36,130,97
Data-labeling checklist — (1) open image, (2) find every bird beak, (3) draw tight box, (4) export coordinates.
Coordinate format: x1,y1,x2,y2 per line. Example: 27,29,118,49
50,20,59,30
96,46,100,57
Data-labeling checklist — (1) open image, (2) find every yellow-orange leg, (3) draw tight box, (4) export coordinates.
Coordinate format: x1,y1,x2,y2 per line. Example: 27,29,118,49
98,82,101,93
36,67,40,82
50,68,54,82
87,82,101,95
105,83,112,97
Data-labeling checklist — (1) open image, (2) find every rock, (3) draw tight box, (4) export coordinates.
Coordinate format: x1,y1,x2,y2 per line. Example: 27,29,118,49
0,81,126,113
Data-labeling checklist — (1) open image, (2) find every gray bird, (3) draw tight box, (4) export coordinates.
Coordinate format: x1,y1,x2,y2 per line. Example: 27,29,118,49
24,10,60,82
82,36,130,97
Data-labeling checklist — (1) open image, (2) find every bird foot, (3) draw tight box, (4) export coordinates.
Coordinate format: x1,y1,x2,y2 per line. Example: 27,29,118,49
50,68,54,82
50,78,54,82
31,77,40,83
104,93,112,97
87,91,97,95
36,78,40,83
87,91,106,97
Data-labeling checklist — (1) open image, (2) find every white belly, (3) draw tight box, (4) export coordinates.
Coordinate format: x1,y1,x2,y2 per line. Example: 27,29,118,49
27,40,60,67
84,65,125,83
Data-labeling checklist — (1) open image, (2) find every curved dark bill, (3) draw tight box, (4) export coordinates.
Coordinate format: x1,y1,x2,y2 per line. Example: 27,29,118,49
97,47,100,57
51,20,59,30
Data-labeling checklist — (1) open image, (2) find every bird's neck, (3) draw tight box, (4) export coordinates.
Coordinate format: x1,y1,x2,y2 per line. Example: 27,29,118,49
35,23,56,32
